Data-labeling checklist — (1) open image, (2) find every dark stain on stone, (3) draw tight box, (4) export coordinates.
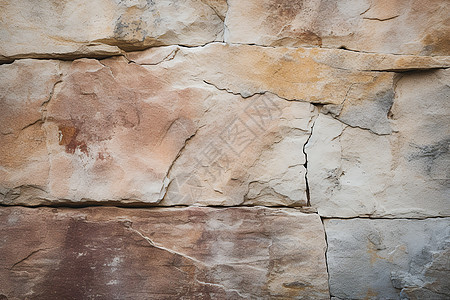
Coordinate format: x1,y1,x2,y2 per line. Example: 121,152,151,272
294,30,322,47
32,219,115,299
31,216,228,299
97,151,111,161
375,89,395,114
422,29,450,56
409,139,449,175
114,16,146,41
283,281,310,289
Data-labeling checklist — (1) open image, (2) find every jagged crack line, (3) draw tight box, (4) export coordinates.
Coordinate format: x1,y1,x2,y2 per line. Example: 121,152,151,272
319,217,331,297
303,118,317,206
159,127,199,203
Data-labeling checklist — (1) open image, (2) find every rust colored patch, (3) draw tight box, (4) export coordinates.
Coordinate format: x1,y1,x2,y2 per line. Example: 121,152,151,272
422,30,450,55
364,288,379,299
366,240,387,265
295,30,322,47
97,151,111,161
58,125,88,155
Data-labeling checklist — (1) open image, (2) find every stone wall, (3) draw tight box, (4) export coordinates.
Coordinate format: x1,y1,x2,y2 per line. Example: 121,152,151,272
0,1,449,299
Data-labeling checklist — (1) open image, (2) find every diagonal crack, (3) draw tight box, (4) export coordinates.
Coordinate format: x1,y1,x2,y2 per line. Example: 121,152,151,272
203,80,256,98
9,248,49,270
124,221,207,267
158,127,199,203
127,47,180,66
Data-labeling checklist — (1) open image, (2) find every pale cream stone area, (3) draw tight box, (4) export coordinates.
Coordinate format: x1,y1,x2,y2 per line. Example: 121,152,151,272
0,60,62,202
160,91,317,207
135,43,449,134
0,54,316,207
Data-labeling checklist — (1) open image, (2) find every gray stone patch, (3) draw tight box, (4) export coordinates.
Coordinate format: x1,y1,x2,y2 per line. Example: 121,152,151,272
325,218,450,300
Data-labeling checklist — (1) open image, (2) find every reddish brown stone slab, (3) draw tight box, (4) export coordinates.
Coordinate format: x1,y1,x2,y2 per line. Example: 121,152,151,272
0,206,329,299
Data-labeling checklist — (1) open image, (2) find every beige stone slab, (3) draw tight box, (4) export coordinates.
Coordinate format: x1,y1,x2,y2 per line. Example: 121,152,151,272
160,92,316,207
0,60,62,201
2,45,449,206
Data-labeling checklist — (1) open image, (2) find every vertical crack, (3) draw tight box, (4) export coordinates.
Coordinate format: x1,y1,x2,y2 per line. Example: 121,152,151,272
158,127,199,203
320,217,331,299
42,77,63,196
303,118,316,207
223,0,230,43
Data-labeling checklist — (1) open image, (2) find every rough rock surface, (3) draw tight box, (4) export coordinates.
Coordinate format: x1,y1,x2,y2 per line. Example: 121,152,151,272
225,0,450,55
0,55,317,206
0,0,449,298
0,0,226,61
325,218,450,299
306,69,450,218
0,206,329,299
3,44,449,206
151,43,449,134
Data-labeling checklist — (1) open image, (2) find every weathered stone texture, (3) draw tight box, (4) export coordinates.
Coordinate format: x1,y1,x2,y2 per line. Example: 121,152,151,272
0,60,62,202
306,69,450,218
153,43,449,134
325,218,450,299
0,206,329,299
1,44,449,208
225,0,450,55
0,54,318,206
0,0,449,298
3,44,449,206
0,0,226,61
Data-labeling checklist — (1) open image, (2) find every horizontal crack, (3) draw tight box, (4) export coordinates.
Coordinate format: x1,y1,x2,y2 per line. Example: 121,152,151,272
0,202,316,211
321,216,450,220
363,15,399,21
3,42,448,66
